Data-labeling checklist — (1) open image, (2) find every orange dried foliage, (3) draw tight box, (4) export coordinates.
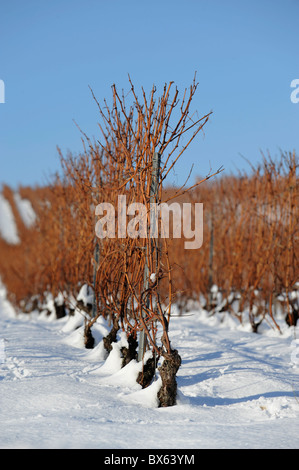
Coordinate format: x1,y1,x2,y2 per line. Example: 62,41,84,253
0,80,297,340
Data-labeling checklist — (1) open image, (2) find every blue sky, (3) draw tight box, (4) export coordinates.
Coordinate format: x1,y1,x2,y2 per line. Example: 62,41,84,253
0,0,298,188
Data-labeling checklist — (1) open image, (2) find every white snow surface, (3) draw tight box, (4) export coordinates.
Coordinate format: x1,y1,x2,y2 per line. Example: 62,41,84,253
13,193,36,228
0,281,299,449
0,194,20,244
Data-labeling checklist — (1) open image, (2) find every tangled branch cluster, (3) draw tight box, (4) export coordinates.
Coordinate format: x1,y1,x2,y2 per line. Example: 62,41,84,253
5,77,212,406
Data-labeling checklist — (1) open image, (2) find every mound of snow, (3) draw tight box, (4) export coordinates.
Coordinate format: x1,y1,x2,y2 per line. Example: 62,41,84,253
0,279,16,318
93,332,128,375
0,194,20,244
122,376,162,408
61,309,85,333
13,193,36,228
77,284,94,307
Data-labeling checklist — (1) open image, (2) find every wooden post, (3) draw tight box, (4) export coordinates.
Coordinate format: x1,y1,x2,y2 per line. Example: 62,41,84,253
92,176,101,319
0,79,5,104
138,151,161,361
208,205,214,310
92,241,99,318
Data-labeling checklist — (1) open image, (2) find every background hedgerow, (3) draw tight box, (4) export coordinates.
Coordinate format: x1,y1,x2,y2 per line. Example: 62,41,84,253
0,151,298,329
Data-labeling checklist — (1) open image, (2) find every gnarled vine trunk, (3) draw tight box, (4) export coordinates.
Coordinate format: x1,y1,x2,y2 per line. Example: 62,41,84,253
158,349,181,407
103,318,120,353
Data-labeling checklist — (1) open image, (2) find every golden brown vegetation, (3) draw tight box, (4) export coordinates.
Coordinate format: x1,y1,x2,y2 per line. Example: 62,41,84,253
0,78,298,404
166,150,299,331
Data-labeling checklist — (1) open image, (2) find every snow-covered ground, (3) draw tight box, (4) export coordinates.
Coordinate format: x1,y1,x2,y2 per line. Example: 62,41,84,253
0,282,299,449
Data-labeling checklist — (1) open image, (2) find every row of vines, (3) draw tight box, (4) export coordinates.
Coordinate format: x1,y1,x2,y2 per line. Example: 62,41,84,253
167,150,298,332
0,78,220,406
0,78,298,406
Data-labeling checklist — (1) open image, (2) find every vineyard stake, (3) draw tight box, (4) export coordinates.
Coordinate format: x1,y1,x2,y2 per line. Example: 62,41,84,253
92,241,99,318
138,152,161,361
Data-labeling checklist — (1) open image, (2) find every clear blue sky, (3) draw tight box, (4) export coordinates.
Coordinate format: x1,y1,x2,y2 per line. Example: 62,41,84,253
0,0,298,188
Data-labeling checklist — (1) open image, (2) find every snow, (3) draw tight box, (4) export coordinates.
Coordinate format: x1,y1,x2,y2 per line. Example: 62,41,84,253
0,194,20,244
77,283,94,307
13,193,36,228
0,280,299,449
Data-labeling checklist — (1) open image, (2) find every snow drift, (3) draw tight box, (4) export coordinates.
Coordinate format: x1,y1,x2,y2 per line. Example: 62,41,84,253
0,279,299,449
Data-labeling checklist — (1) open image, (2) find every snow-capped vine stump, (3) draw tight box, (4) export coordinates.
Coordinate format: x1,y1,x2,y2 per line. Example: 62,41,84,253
158,349,181,407
103,318,120,353
84,324,95,349
121,333,138,367
137,354,156,388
